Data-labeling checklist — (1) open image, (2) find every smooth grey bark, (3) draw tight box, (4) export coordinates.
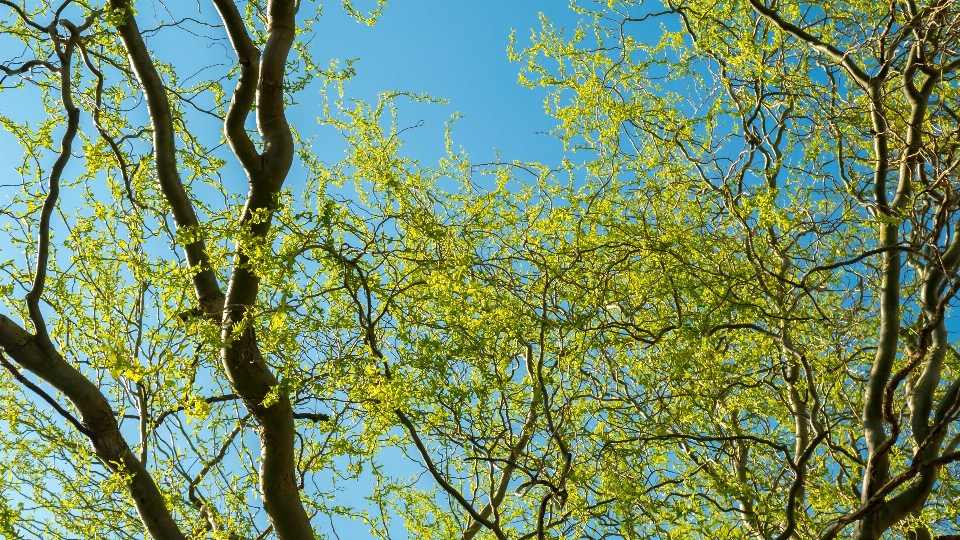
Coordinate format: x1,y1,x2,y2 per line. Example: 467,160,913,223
110,0,312,537
854,37,958,540
854,222,900,540
730,409,770,540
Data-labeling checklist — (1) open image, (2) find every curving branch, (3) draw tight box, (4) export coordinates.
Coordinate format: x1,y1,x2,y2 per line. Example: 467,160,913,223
0,315,187,540
0,349,93,440
24,18,82,345
107,0,225,317
746,0,871,88
105,0,318,537
205,0,312,537
821,448,960,540
211,0,261,172
0,59,58,82
0,0,50,31
460,343,540,540
396,409,509,540
77,39,146,209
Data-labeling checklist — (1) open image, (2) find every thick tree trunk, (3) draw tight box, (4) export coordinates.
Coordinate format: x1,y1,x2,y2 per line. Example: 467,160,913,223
109,0,313,537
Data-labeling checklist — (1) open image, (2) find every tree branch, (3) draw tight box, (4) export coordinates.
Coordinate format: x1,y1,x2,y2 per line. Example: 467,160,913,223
108,0,225,317
0,349,94,440
396,409,508,540
211,0,261,172
24,19,82,345
747,0,871,87
0,315,187,540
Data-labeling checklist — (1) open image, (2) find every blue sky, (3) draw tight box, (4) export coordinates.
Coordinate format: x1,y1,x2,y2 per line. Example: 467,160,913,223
299,0,577,165
161,0,583,182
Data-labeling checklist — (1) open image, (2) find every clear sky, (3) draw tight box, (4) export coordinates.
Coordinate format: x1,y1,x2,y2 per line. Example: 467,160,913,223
303,0,577,166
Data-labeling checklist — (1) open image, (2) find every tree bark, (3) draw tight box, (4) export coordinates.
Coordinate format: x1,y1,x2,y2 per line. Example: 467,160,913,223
109,0,313,536
0,317,187,540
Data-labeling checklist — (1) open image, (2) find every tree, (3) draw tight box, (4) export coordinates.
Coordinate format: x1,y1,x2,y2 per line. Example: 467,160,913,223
5,0,960,540
0,0,331,537
513,0,960,538
0,1,629,539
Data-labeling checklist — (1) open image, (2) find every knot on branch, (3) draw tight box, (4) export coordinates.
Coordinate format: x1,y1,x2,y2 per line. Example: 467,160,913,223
261,77,282,95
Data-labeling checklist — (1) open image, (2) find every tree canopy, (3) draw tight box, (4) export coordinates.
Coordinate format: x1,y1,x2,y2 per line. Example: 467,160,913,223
2,0,960,539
